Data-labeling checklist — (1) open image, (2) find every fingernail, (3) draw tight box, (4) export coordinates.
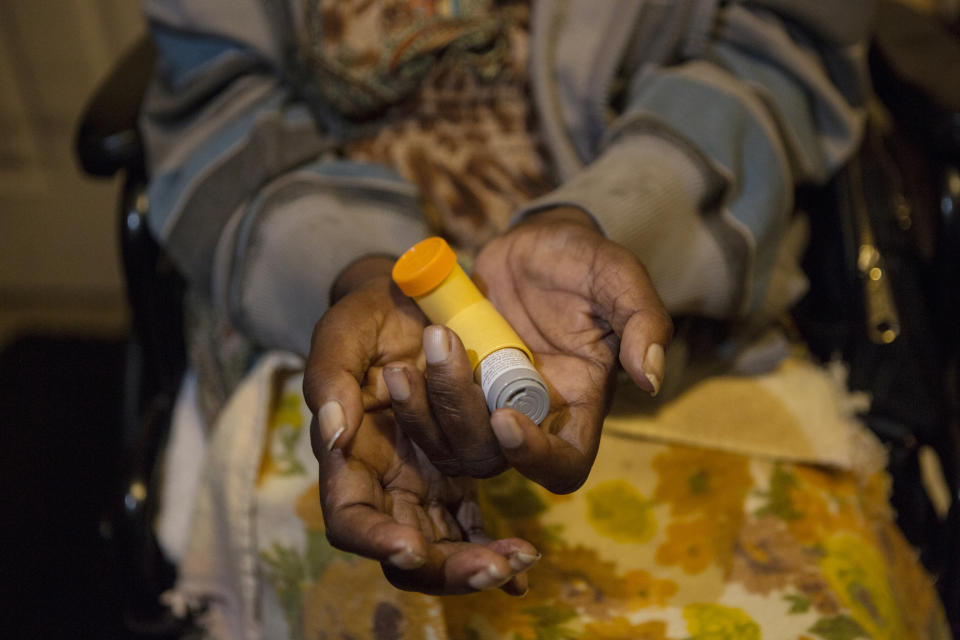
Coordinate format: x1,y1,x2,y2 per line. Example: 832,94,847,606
468,563,507,590
491,412,524,449
318,400,346,450
509,551,541,571
388,546,425,570
423,326,450,364
643,343,665,396
383,366,410,402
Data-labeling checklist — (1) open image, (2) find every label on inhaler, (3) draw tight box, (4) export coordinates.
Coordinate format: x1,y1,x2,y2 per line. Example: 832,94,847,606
477,347,550,424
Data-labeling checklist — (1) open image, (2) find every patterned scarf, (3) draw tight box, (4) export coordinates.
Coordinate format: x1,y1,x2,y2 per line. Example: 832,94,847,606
299,0,512,119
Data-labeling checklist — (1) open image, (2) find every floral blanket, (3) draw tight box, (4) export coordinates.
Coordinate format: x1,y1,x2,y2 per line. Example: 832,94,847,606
170,353,949,639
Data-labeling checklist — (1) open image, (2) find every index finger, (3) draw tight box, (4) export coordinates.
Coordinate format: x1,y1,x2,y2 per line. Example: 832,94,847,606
303,301,384,451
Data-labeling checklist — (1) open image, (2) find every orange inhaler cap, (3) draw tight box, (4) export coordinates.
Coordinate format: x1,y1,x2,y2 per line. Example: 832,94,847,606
391,236,458,298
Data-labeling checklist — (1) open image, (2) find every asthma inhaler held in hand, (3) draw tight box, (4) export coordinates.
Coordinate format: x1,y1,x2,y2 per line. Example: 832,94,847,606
392,237,550,424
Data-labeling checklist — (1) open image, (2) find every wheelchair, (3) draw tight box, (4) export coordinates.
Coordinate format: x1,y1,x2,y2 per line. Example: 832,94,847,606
75,35,189,638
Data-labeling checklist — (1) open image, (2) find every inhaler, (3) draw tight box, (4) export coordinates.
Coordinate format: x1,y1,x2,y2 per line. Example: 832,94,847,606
392,237,550,424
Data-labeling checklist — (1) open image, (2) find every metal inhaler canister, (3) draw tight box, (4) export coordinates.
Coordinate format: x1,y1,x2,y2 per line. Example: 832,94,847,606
392,237,550,424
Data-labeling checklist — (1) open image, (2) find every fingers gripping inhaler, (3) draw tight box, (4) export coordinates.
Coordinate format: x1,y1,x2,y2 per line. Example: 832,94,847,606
392,237,550,424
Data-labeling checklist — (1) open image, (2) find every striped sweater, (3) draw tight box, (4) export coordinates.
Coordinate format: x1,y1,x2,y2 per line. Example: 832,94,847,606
140,0,871,355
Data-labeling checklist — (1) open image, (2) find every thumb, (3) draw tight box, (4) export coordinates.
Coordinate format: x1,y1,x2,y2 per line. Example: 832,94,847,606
590,243,673,395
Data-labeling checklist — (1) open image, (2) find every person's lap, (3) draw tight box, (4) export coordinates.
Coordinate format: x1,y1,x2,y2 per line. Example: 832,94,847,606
166,352,949,639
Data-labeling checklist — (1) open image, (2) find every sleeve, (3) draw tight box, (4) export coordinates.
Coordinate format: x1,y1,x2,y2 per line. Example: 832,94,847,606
140,11,429,356
519,0,872,320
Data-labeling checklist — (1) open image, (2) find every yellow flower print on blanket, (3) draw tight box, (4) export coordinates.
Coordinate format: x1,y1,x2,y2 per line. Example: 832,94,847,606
264,484,446,640
257,389,307,485
652,447,752,573
655,516,715,574
753,463,864,545
652,447,753,518
442,546,679,638
729,514,842,614
246,371,948,639
819,533,905,640
443,465,679,638
584,617,675,639
585,479,656,544
301,559,445,640
683,603,760,640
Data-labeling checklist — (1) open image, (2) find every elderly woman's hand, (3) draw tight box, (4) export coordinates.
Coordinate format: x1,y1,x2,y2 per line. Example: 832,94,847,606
303,262,537,595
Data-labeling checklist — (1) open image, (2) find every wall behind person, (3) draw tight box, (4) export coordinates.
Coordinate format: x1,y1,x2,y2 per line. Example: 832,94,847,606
0,1,144,346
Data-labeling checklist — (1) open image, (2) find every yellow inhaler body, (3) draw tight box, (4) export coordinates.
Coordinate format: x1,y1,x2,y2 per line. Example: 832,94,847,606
392,237,550,424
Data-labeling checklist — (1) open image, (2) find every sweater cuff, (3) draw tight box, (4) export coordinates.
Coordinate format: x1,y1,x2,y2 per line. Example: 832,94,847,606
516,131,742,317
214,169,429,356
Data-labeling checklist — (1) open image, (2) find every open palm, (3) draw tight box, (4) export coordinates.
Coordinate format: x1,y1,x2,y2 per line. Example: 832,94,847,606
471,210,672,493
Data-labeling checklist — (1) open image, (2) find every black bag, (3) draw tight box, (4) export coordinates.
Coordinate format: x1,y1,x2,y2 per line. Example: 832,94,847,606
793,0,960,624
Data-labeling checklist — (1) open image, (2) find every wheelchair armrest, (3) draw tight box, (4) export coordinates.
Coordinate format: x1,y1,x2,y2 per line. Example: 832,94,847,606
75,36,156,177
871,0,960,157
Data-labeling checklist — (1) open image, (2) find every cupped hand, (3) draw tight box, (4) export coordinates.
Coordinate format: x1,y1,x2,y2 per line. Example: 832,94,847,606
383,208,672,494
309,409,537,595
303,259,538,595
481,208,672,492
